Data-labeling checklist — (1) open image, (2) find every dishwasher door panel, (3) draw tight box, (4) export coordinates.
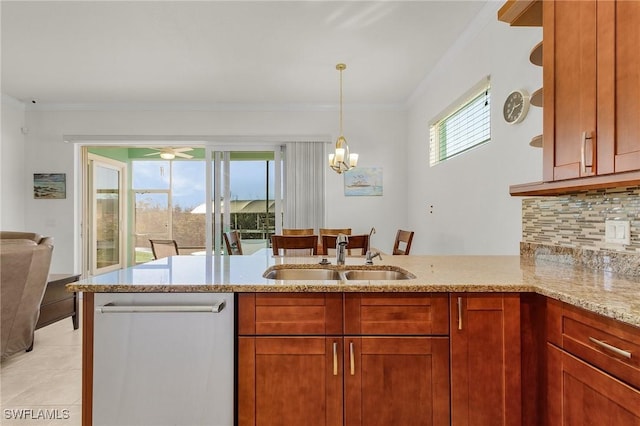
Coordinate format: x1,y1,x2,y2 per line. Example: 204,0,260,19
93,293,234,426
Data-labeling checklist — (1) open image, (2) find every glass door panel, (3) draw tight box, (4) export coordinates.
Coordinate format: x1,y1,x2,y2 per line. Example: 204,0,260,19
209,152,278,256
91,159,125,274
171,161,206,254
134,192,170,263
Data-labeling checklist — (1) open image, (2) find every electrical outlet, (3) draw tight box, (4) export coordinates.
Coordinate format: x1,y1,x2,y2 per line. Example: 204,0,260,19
605,220,630,245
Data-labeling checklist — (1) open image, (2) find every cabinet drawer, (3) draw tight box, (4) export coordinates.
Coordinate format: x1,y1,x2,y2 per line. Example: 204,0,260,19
238,293,343,335
344,293,449,335
547,299,640,389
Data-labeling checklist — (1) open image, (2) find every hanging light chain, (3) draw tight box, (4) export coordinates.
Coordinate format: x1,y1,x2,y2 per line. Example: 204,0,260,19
338,64,344,136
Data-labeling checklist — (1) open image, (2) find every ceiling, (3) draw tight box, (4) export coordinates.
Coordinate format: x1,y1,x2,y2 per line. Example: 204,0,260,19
1,1,491,107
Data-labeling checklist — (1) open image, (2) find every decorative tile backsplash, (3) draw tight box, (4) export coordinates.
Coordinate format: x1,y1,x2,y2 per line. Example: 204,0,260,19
522,186,640,253
521,186,640,276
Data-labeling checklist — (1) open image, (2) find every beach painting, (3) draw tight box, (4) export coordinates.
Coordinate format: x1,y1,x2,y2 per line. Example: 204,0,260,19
344,167,383,196
34,173,66,199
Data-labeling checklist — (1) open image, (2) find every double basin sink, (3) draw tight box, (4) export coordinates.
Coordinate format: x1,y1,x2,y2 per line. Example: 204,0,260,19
263,265,415,281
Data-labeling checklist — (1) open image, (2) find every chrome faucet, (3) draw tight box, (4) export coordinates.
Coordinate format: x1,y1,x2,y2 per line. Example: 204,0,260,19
336,234,348,265
365,227,382,265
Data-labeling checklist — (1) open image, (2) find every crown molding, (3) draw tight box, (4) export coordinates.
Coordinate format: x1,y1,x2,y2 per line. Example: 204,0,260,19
25,102,406,112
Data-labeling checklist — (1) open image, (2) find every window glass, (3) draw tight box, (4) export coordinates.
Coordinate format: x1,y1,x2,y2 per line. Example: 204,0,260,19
430,79,491,166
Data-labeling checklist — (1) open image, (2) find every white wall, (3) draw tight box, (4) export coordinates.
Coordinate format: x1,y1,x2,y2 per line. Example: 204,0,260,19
407,10,543,254
10,4,547,270
23,107,407,272
1,95,27,230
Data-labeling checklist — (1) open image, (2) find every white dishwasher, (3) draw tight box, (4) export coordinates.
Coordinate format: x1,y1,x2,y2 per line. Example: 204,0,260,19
93,293,234,426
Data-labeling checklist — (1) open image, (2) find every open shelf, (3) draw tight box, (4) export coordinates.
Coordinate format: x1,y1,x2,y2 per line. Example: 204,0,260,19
529,134,542,148
498,0,542,26
531,88,543,107
529,41,542,66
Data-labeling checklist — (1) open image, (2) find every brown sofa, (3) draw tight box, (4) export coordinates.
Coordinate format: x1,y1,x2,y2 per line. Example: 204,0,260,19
1,231,54,359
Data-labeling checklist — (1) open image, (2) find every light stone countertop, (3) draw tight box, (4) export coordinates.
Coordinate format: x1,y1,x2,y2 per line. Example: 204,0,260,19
68,252,640,328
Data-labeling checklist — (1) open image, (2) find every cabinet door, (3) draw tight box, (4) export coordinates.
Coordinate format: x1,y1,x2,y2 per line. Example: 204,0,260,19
547,344,640,425
597,0,640,174
238,337,342,426
450,294,521,426
544,0,597,181
343,336,450,426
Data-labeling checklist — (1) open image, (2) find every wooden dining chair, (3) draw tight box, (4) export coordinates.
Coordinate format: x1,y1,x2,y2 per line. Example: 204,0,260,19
319,228,352,254
223,231,243,255
149,239,179,259
282,228,315,236
392,230,414,255
320,234,369,256
271,235,318,256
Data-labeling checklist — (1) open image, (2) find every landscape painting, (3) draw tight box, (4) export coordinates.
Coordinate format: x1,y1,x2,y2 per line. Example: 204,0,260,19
344,167,383,196
34,173,66,199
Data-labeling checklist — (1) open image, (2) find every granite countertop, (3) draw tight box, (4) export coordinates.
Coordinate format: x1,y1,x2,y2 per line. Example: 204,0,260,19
68,252,640,328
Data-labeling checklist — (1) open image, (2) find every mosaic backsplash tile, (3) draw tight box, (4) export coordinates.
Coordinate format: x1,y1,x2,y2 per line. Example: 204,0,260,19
522,186,640,253
522,186,640,276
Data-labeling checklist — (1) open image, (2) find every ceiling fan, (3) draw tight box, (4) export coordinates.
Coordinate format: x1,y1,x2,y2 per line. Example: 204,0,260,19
143,147,194,160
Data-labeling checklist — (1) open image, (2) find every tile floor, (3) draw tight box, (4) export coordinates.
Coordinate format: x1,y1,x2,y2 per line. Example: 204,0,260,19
1,315,82,426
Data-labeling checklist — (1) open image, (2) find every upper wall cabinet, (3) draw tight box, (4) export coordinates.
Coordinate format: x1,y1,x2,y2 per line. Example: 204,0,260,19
507,0,640,196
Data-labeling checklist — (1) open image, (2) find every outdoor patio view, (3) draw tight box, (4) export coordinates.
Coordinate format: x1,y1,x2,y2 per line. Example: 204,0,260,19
132,156,276,262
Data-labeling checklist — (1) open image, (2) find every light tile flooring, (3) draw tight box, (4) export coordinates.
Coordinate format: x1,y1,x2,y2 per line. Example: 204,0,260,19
1,315,82,426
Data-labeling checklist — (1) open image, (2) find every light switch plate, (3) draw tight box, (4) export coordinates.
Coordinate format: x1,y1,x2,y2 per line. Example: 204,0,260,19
605,220,630,245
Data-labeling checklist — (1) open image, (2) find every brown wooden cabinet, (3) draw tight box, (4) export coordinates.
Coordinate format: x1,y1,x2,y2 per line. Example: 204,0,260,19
596,0,640,175
547,344,640,425
450,293,522,426
543,0,598,181
237,293,450,426
238,336,342,426
508,0,640,195
237,293,343,426
343,294,450,426
546,299,640,425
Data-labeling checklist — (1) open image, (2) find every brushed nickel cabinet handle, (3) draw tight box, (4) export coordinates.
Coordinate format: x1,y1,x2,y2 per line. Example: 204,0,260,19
333,342,338,376
457,297,463,330
581,131,593,174
349,342,355,376
581,131,587,174
589,337,632,359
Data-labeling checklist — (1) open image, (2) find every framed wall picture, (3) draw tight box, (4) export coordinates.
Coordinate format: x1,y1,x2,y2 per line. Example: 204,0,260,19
34,173,66,199
344,167,383,196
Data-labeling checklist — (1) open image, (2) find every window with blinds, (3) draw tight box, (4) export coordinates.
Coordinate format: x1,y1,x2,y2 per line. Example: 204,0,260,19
429,78,491,166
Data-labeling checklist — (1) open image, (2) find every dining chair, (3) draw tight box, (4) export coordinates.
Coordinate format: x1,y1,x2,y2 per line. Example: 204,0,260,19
271,235,318,256
392,230,414,255
149,239,179,259
223,231,243,255
282,228,315,236
318,228,352,254
320,234,369,256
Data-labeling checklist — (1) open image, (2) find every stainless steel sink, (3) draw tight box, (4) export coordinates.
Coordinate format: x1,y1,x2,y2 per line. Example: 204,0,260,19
343,269,415,280
263,268,341,280
263,265,415,281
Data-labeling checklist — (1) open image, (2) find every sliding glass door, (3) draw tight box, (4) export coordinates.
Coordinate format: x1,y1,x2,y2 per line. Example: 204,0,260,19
206,149,282,255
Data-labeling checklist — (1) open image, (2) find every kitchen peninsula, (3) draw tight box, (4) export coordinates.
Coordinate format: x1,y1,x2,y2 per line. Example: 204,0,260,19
70,252,640,425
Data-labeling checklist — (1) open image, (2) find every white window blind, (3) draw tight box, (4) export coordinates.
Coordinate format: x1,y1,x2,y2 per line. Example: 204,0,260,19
429,78,491,166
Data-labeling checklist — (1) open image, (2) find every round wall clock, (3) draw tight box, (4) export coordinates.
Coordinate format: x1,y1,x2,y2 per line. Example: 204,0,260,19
503,89,530,124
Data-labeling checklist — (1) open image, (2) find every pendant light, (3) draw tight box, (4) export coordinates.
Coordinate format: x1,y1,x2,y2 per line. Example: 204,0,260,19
329,63,358,174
